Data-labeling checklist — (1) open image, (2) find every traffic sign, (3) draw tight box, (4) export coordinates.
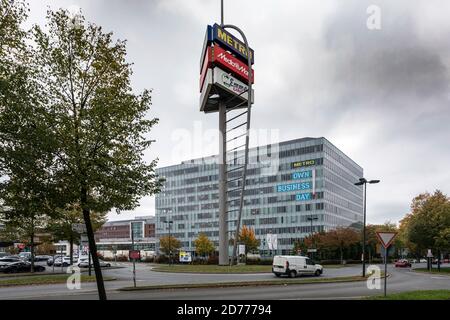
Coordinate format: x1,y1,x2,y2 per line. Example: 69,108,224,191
307,249,317,253
376,231,397,297
427,249,433,258
375,231,397,248
72,223,87,233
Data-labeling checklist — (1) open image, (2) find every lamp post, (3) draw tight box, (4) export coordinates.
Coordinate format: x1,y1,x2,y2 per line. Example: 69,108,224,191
354,177,380,277
163,220,173,266
307,215,318,260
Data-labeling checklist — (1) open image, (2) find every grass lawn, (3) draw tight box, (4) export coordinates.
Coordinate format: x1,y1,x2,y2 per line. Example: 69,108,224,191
368,290,450,300
414,268,450,275
151,264,348,274
120,275,369,291
0,274,115,287
151,264,272,273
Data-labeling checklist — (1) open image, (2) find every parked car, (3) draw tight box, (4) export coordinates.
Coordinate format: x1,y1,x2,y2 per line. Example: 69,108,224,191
54,256,78,267
78,258,111,268
419,258,427,263
18,252,32,261
272,255,323,278
0,257,21,265
0,261,45,273
395,259,411,268
0,252,9,258
34,255,52,262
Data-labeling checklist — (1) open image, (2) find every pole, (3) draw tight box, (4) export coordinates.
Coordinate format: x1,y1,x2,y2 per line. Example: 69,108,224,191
220,0,224,26
384,246,388,297
362,182,367,277
168,222,172,266
88,249,91,276
222,24,252,266
310,216,314,260
218,102,229,265
60,245,63,273
131,224,136,288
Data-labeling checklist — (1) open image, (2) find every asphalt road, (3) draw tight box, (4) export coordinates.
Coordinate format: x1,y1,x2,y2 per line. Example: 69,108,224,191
1,262,449,300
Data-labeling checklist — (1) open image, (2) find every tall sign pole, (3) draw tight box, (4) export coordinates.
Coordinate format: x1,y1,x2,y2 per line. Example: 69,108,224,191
218,101,228,265
376,231,397,297
199,1,255,266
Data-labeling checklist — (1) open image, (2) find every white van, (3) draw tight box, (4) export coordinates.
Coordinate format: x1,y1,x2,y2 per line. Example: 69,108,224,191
272,255,323,278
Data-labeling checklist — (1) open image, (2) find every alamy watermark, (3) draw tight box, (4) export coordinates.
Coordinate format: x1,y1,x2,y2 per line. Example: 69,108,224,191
366,5,381,30
170,122,280,176
66,265,81,290
366,265,381,290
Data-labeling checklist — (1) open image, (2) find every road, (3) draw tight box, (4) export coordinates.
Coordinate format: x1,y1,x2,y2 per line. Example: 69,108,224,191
1,263,449,300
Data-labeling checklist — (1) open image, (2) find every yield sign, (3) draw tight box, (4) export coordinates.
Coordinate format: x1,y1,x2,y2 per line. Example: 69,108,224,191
376,231,397,249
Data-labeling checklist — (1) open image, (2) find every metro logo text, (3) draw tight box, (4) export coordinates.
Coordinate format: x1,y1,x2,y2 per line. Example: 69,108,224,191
213,24,254,64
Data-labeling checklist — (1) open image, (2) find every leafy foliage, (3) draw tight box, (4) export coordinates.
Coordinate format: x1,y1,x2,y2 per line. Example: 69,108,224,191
159,235,181,256
194,233,215,257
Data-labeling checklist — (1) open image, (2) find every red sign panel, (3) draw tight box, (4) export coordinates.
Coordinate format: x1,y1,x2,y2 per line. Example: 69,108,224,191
129,250,140,260
213,45,254,84
200,45,254,92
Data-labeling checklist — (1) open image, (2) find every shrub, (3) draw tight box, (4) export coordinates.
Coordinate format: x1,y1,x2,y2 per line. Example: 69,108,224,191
246,258,273,265
154,255,169,264
142,256,154,263
116,254,128,262
319,259,342,265
207,255,218,265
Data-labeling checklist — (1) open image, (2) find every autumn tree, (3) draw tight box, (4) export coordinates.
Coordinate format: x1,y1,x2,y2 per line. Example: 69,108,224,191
238,226,260,254
403,191,450,260
159,235,181,257
194,233,215,259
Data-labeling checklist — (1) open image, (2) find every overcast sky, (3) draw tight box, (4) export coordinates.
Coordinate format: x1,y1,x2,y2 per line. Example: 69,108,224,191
25,0,450,225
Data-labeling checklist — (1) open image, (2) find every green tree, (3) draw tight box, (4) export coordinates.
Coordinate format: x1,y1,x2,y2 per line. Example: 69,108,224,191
405,191,450,260
47,203,106,264
194,233,215,260
159,235,181,257
292,238,307,255
26,9,162,299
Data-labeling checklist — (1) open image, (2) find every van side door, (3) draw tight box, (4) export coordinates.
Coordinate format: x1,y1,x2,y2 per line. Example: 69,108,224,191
305,258,316,274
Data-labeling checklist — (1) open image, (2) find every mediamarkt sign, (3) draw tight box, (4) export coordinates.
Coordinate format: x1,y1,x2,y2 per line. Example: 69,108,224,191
200,46,254,92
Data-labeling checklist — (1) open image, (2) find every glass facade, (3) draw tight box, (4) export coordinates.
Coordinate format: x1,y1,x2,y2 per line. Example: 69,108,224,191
155,137,363,254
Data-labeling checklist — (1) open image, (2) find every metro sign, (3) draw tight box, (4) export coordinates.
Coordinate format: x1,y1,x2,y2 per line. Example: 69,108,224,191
200,45,254,92
199,24,255,67
376,231,397,249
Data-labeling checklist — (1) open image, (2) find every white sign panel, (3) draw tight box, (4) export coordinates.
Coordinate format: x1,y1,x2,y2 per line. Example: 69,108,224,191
266,233,278,250
72,223,87,233
199,67,254,112
238,244,246,255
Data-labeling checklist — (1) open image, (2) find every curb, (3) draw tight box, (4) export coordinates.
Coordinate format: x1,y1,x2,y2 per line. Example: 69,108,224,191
118,275,384,292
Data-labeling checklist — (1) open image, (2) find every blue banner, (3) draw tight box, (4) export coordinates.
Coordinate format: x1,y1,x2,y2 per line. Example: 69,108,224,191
292,170,312,180
277,182,311,192
296,193,312,201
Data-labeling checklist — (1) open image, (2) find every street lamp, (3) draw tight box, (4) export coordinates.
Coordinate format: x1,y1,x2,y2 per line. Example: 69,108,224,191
163,220,173,266
354,177,380,277
307,215,318,260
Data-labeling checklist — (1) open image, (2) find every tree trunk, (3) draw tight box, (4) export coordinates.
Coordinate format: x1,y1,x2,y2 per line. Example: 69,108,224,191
340,246,343,265
81,186,107,300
